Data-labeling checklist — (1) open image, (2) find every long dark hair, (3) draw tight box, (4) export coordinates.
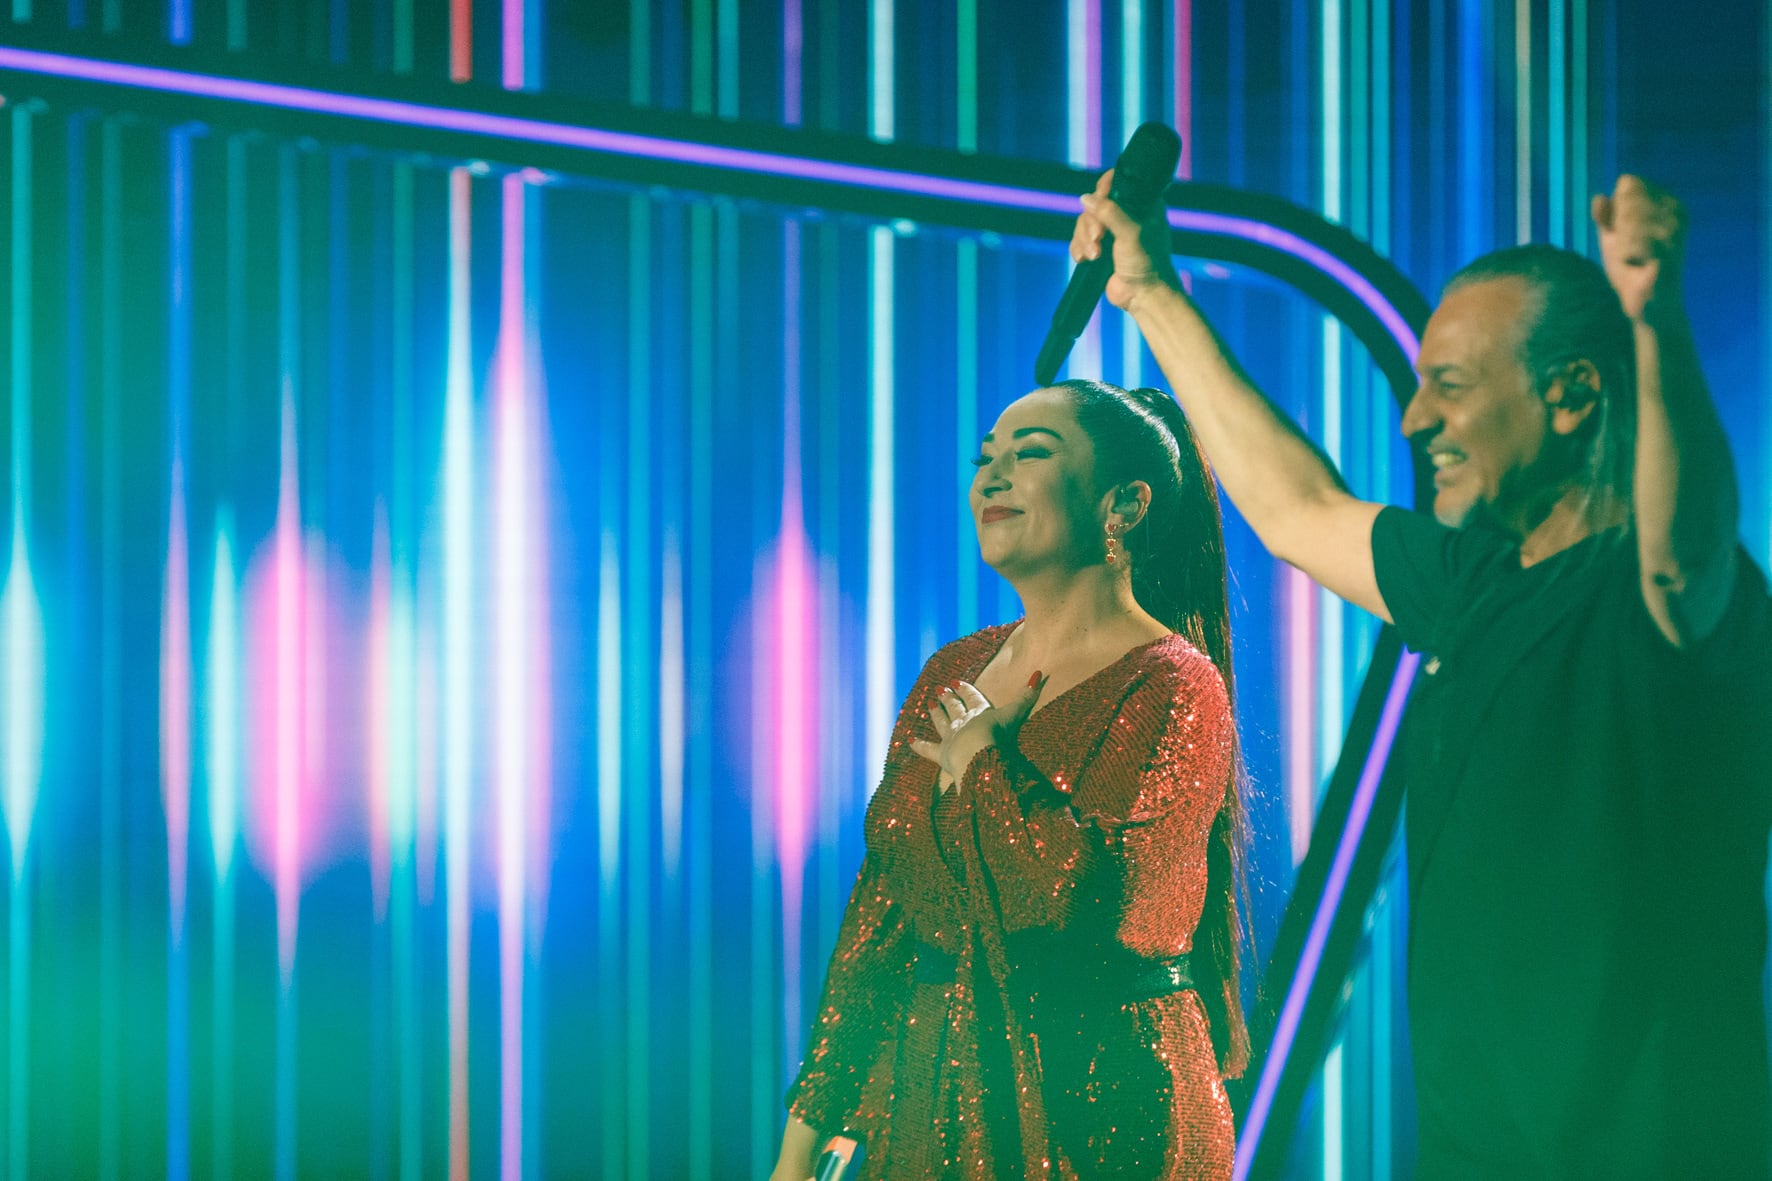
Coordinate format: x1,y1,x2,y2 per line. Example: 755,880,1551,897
1055,378,1252,1078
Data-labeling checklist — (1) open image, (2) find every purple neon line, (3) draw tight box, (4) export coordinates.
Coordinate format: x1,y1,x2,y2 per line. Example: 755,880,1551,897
1231,650,1421,1179
0,48,1420,362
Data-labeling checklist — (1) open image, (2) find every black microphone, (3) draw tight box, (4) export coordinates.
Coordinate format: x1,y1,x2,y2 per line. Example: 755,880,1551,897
1034,122,1183,387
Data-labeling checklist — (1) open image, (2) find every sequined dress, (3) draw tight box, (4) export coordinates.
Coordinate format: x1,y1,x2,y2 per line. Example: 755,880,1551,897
786,624,1236,1180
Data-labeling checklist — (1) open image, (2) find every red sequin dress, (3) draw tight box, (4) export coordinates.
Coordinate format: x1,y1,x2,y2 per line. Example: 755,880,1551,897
786,624,1236,1180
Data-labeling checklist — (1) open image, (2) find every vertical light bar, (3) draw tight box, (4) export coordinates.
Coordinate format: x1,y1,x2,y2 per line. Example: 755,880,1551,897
493,171,531,1181
501,0,526,90
717,0,738,119
1319,0,1347,809
1068,0,1103,382
1284,566,1316,862
865,226,896,785
1173,0,1193,180
271,384,303,1181
595,527,622,1181
1570,0,1589,251
1121,0,1146,388
393,0,413,71
1122,0,1143,146
956,237,979,636
685,203,718,1181
451,0,472,81
164,133,194,945
1323,1038,1346,1181
3,101,45,1181
956,0,978,152
783,0,802,125
170,0,191,42
869,0,894,141
387,157,422,1181
691,0,713,115
659,535,685,876
628,0,649,104
1547,0,1567,246
207,508,240,1179
1371,871,1396,1179
369,513,393,920
1323,0,1344,226
1515,0,1531,243
1457,0,1484,260
97,114,124,1181
776,219,818,1082
1066,0,1090,167
442,166,475,1181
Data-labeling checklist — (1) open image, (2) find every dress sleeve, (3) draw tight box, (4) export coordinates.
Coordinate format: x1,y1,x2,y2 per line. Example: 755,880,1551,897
1371,505,1512,655
783,853,915,1131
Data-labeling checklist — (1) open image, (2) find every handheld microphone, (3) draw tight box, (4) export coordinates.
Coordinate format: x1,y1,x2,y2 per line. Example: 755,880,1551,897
813,1133,863,1180
1034,122,1183,387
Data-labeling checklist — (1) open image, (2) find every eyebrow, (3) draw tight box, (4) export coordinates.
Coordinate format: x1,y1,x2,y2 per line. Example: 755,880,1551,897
979,426,1066,444
1417,364,1470,381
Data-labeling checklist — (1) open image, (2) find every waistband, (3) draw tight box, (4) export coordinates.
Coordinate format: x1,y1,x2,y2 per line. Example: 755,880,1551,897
912,939,1193,1005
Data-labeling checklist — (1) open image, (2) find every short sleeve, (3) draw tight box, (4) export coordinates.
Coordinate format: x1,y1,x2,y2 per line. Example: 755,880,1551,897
1680,547,1772,682
1371,506,1513,654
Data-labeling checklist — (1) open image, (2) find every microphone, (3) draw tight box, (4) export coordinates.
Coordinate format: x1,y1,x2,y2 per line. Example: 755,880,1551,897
1034,122,1183,387
813,1134,863,1180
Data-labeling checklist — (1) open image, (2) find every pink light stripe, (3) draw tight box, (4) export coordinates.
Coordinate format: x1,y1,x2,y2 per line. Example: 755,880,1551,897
368,507,392,921
1172,0,1192,178
161,461,191,943
274,386,302,984
1085,0,1102,168
776,222,816,1062
501,0,523,90
494,171,528,1181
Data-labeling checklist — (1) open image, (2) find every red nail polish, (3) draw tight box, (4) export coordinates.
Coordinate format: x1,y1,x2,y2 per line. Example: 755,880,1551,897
1027,671,1043,688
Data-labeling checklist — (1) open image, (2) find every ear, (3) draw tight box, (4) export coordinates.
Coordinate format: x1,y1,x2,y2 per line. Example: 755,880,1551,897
1542,359,1603,437
1110,480,1155,530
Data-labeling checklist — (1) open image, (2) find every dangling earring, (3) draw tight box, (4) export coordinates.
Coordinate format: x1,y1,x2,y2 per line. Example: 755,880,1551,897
1105,522,1121,564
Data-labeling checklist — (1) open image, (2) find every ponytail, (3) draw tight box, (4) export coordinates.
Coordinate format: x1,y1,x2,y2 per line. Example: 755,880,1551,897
1056,379,1253,1078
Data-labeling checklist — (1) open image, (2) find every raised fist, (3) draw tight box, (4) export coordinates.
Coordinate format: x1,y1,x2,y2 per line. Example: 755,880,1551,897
1591,174,1686,324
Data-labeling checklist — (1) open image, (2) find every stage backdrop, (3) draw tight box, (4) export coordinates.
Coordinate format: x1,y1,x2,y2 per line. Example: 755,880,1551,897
1,2,1768,1180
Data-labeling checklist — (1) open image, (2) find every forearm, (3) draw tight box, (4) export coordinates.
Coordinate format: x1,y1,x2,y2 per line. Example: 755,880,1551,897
1126,282,1352,561
1634,308,1739,578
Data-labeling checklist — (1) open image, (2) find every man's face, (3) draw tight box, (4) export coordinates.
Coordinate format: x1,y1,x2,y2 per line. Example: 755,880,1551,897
1403,277,1559,532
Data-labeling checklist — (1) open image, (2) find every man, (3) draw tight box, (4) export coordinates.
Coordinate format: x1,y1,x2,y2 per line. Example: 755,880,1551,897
1073,174,1772,1176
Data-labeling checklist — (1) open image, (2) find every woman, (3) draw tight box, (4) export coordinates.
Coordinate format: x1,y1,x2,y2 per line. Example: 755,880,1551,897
772,380,1251,1180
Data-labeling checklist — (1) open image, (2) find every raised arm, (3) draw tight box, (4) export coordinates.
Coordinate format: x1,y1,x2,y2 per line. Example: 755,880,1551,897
1076,176,1391,622
1591,175,1740,648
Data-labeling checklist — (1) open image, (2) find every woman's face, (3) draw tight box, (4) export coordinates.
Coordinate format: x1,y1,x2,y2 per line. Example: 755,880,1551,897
969,388,1105,577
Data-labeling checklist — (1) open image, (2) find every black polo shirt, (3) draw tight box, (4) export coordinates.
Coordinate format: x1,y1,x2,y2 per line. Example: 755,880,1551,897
1372,505,1772,1178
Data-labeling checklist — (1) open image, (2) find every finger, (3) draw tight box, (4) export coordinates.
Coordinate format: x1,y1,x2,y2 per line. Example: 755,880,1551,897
1080,191,1141,241
1003,671,1048,725
909,739,941,765
1590,192,1612,233
1095,168,1115,197
954,680,992,714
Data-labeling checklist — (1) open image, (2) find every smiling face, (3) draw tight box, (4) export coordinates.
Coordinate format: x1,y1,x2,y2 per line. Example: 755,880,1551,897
969,388,1107,577
1403,276,1574,533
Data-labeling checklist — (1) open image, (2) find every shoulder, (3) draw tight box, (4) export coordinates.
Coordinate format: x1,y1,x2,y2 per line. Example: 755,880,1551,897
1372,505,1516,582
1126,634,1231,721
